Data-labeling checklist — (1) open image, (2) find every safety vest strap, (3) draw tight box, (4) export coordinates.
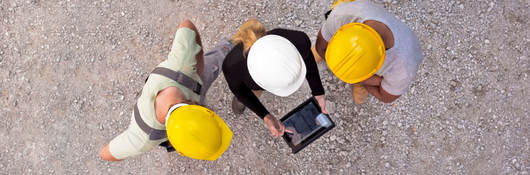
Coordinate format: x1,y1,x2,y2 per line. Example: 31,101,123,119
151,67,202,95
134,104,167,140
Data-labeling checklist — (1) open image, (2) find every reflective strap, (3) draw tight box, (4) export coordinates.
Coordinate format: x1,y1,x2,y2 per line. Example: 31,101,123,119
134,104,167,140
151,67,202,95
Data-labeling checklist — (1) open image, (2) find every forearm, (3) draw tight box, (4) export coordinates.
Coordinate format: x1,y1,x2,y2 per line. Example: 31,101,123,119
315,29,328,60
364,85,383,100
364,85,399,103
233,90,269,119
303,43,325,96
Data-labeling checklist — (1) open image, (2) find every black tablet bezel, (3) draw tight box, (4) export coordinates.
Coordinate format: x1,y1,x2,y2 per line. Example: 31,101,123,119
280,97,336,154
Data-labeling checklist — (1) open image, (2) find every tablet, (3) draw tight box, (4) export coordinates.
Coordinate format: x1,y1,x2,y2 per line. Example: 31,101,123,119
280,97,335,154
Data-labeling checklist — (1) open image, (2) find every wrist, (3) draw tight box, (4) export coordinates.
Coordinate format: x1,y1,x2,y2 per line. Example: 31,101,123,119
263,114,272,121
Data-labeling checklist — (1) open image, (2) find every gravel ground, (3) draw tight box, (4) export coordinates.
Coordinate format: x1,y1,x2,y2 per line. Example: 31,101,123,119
1,0,528,174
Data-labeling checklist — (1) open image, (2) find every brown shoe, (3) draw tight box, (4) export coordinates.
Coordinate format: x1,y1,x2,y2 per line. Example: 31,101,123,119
231,96,246,114
311,46,323,63
352,84,368,104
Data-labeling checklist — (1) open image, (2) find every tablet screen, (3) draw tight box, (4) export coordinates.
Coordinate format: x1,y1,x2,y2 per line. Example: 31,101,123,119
281,97,335,154
283,102,322,145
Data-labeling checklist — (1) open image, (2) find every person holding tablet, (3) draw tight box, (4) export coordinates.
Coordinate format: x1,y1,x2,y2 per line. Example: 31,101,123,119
222,19,327,137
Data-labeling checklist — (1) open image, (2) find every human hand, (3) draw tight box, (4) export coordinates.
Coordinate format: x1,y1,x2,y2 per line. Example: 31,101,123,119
264,114,293,137
314,95,328,114
285,126,303,145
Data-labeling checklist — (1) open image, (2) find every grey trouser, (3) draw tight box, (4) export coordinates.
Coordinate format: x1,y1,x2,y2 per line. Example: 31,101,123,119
200,38,234,105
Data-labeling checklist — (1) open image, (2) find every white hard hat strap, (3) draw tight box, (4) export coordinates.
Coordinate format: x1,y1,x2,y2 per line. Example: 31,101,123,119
165,103,189,127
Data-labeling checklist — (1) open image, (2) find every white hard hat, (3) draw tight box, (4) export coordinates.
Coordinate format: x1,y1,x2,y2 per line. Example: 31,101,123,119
247,35,307,97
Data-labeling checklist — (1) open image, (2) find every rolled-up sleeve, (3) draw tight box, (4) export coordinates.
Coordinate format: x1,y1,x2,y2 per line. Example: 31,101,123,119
108,114,161,159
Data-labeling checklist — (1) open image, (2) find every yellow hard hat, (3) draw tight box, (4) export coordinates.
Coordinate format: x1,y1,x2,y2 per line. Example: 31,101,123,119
331,0,356,10
166,104,233,161
325,23,385,84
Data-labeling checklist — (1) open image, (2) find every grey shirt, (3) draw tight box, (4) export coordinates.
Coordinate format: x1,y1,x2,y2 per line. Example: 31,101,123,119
321,0,424,95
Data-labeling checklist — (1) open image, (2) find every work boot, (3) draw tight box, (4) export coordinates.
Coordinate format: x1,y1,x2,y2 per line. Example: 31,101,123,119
231,96,246,115
311,46,323,63
352,84,368,104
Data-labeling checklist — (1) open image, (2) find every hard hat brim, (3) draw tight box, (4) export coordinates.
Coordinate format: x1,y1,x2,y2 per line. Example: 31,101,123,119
202,113,233,161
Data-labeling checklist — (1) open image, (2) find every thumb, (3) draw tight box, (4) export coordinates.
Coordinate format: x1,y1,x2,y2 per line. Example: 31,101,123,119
285,127,295,134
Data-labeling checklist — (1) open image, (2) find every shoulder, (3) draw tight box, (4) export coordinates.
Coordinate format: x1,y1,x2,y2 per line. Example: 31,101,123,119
268,28,310,50
391,39,424,73
222,43,245,72
268,28,309,40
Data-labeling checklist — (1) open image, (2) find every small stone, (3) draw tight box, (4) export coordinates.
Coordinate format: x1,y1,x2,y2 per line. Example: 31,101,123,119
489,2,495,7
295,20,302,26
326,101,335,113
485,40,490,44
450,80,457,86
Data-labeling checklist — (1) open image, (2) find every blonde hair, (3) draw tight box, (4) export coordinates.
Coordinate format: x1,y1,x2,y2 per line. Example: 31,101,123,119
232,19,267,54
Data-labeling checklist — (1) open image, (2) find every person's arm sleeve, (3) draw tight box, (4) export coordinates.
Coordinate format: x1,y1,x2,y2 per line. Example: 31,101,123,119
166,27,202,66
232,83,270,119
299,32,325,96
108,127,155,160
222,49,270,119
380,70,412,96
320,21,333,42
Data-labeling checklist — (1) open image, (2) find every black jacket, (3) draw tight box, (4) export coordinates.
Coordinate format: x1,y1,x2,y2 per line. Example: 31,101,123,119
222,28,325,119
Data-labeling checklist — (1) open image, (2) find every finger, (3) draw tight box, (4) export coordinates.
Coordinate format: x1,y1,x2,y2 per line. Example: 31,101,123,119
279,124,285,136
271,130,278,137
284,128,295,133
272,119,281,130
271,128,278,138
